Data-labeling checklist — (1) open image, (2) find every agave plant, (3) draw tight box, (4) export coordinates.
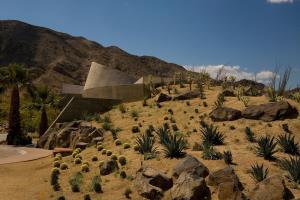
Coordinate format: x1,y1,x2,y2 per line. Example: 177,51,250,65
135,134,158,155
202,143,223,160
245,127,255,142
279,156,300,184
155,126,171,145
201,124,225,145
277,133,300,155
255,136,277,160
250,163,269,183
162,133,186,158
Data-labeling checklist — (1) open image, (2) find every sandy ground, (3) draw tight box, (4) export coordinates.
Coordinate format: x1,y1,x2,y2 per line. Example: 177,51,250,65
0,85,300,200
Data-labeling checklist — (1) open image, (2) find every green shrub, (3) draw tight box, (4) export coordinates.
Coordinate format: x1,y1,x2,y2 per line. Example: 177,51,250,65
118,156,127,166
69,172,83,192
223,150,233,164
245,127,255,142
250,163,269,183
92,175,102,193
277,133,300,155
279,156,300,183
255,135,277,160
60,163,68,170
200,124,225,145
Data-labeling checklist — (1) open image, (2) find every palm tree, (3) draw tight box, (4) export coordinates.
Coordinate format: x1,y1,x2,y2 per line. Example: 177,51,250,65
0,64,31,145
29,85,56,136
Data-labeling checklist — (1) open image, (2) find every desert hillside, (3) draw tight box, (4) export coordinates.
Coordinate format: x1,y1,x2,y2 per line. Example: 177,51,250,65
0,20,185,90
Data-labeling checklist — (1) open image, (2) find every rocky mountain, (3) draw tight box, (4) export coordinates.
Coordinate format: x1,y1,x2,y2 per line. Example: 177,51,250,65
0,20,185,90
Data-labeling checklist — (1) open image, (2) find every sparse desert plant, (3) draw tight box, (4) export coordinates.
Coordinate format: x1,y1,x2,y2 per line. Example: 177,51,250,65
161,133,186,158
91,155,98,162
110,127,121,140
198,80,206,99
279,156,300,184
60,163,68,170
81,164,89,173
119,104,126,113
255,135,277,160
106,150,112,156
50,167,60,191
53,161,61,168
202,143,223,160
135,134,158,156
282,123,290,133
120,170,127,179
115,139,122,146
131,110,139,118
74,158,82,165
69,172,83,192
291,92,300,103
92,175,102,193
200,124,225,145
235,87,244,101
240,96,250,107
124,187,132,199
97,145,104,151
118,155,127,166
123,143,131,149
277,133,300,155
245,127,256,142
101,149,107,155
214,93,225,108
102,114,111,123
223,150,233,164
250,163,269,183
102,122,111,131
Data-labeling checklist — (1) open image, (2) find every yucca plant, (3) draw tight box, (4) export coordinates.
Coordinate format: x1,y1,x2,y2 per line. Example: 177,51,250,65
245,127,255,142
255,136,277,160
279,156,300,184
201,124,225,145
277,133,300,155
223,150,233,164
249,163,269,182
161,133,186,158
202,143,223,160
135,134,158,155
155,126,171,145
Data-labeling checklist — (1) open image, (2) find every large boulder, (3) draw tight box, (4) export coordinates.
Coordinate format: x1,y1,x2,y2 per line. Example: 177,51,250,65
173,91,200,101
135,166,173,200
248,175,294,200
172,154,209,179
242,101,297,122
209,107,242,121
156,93,172,103
170,171,211,200
100,160,119,175
38,120,104,149
217,182,244,200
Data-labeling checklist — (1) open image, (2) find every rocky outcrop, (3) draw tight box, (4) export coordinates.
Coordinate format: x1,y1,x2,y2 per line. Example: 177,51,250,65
208,167,244,200
156,93,172,103
134,166,173,200
173,91,200,101
209,107,242,121
172,154,209,179
248,175,294,200
100,160,119,175
38,121,103,149
242,101,297,122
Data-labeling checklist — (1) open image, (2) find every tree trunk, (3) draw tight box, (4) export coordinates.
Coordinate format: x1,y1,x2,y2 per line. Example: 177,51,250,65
6,85,21,145
39,106,48,137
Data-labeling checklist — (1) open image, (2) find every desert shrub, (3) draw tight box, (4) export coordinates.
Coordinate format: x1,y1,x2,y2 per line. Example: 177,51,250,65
214,93,225,108
124,187,132,199
119,104,126,113
111,154,118,160
60,163,68,170
291,92,300,103
223,150,233,164
277,133,300,155
91,155,98,162
110,127,121,140
245,127,255,142
161,133,186,158
84,194,91,200
115,139,122,146
240,96,250,107
50,167,60,191
202,143,222,160
97,145,104,151
102,122,111,131
74,158,82,165
123,143,131,149
120,170,127,179
92,175,102,193
81,164,89,173
131,110,139,118
200,124,225,145
235,87,244,101
69,172,83,192
279,156,300,183
101,149,107,155
250,163,269,183
53,161,61,168
118,155,127,166
135,134,158,156
255,135,277,160
106,150,112,156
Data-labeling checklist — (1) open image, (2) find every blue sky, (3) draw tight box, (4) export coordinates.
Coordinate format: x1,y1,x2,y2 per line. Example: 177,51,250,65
0,0,299,87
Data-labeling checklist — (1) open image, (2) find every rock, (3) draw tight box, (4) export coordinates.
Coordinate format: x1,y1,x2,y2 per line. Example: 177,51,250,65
242,101,297,122
100,160,119,175
172,155,209,179
248,175,294,200
222,89,235,97
38,120,104,149
218,182,244,200
92,137,104,144
135,166,173,200
53,147,73,157
170,171,211,200
75,142,88,149
207,167,243,191
173,91,200,101
209,107,242,121
156,93,172,103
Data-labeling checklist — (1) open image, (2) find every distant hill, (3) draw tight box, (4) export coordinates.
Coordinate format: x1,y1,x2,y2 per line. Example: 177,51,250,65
0,20,185,90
